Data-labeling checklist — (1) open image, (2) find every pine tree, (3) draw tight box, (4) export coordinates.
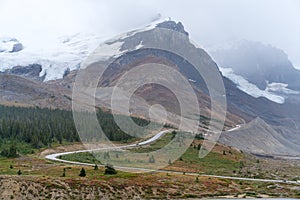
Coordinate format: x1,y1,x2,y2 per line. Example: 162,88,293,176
62,168,66,177
149,155,155,163
79,168,86,177
197,144,201,150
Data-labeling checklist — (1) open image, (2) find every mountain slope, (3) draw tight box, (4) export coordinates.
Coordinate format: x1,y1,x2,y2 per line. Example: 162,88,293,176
73,20,244,129
208,39,300,104
0,74,71,109
220,117,300,156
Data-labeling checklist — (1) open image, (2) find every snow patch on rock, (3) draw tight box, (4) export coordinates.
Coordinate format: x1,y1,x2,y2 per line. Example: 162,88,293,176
0,37,23,53
220,67,286,104
266,82,300,95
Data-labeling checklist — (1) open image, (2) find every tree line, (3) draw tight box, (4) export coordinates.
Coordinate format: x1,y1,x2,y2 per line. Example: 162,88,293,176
0,105,151,157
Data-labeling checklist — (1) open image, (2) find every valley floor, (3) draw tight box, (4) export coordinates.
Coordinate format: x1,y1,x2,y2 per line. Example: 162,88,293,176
1,140,300,199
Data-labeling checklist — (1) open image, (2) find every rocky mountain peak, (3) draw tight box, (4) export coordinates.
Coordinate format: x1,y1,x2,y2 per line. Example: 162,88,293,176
4,64,45,82
156,21,189,36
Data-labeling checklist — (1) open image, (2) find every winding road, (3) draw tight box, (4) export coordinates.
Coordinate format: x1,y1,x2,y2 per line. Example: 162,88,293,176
45,124,299,184
45,129,171,166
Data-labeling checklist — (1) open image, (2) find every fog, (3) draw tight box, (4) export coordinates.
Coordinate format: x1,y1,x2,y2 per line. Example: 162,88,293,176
0,0,299,68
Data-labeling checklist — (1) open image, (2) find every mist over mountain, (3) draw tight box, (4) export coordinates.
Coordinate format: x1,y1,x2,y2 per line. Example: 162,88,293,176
209,39,300,90
207,40,300,104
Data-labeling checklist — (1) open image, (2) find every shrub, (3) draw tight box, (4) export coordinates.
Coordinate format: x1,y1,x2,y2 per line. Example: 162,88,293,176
104,164,117,175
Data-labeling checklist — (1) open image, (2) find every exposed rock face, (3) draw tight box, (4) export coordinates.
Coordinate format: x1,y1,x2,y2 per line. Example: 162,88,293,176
156,21,189,36
5,64,45,81
11,42,23,52
77,20,243,128
100,48,210,94
0,37,23,53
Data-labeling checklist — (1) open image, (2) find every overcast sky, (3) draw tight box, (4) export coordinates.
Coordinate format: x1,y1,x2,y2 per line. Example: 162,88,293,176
0,0,300,67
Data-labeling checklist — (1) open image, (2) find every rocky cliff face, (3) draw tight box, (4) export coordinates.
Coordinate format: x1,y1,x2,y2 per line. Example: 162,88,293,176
4,64,45,81
156,21,189,36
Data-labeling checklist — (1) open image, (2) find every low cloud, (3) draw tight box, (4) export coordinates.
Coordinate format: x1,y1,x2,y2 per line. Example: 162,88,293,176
0,0,299,67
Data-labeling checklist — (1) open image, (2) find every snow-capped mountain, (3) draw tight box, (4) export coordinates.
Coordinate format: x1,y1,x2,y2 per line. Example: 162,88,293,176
0,17,169,82
69,20,300,156
207,39,300,104
2,18,299,106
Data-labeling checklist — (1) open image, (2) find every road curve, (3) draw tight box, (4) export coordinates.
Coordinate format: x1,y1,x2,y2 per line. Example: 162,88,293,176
44,124,300,184
45,125,244,167
45,129,171,165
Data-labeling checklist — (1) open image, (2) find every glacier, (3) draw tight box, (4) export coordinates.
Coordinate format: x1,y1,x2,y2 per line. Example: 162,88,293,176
220,67,286,104
0,17,169,82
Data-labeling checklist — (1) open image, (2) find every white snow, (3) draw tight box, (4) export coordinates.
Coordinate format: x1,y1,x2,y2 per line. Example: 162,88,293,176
0,17,168,81
0,33,105,81
80,18,171,68
135,41,144,50
102,16,168,45
0,37,20,53
220,67,286,104
82,41,125,68
266,82,300,95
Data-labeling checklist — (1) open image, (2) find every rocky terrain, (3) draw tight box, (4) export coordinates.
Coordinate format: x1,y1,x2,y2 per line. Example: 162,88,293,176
0,74,72,109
